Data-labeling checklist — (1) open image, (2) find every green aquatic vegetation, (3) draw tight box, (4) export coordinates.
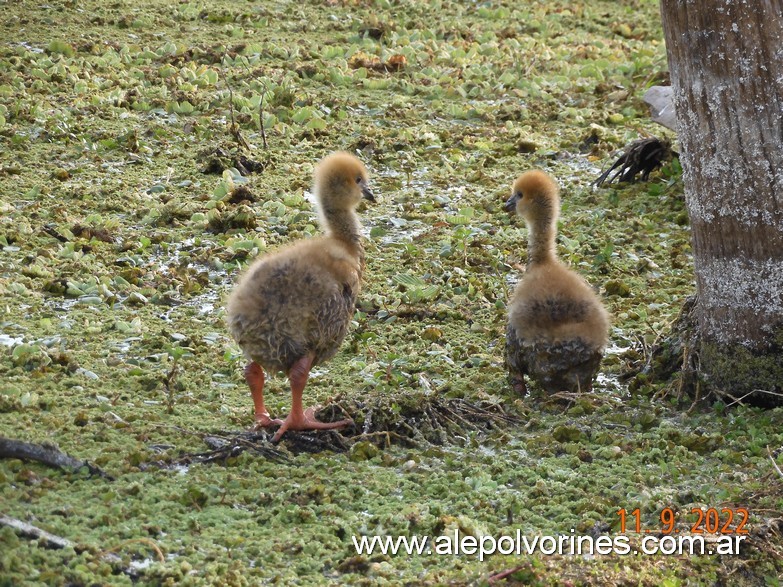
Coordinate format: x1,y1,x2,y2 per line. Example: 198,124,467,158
392,273,440,304
0,0,781,584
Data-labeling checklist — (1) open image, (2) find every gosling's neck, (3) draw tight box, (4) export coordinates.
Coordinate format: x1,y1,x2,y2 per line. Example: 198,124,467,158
525,211,557,266
321,206,361,243
321,206,365,269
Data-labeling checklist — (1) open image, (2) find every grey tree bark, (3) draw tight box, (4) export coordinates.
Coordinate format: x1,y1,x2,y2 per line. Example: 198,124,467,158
660,0,783,405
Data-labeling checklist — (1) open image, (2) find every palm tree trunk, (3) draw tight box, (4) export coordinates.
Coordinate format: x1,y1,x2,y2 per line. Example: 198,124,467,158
660,0,783,405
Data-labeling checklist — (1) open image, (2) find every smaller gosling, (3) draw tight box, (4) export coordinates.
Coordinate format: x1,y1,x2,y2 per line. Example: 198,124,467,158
226,151,375,441
504,170,610,394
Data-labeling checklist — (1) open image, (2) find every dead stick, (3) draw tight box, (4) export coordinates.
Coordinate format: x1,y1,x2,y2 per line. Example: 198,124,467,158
103,538,165,564
0,514,73,549
768,446,783,480
1,514,135,572
219,50,250,151
488,565,526,584
258,81,269,149
0,436,110,479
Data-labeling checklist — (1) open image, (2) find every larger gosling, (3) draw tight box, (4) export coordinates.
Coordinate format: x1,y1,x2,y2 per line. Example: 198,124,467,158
504,170,610,394
226,152,375,441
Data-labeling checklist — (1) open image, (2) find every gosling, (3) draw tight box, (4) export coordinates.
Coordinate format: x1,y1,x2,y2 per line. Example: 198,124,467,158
504,170,610,394
226,151,375,441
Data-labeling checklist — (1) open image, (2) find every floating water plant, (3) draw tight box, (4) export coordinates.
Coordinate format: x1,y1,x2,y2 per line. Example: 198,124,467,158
0,0,780,584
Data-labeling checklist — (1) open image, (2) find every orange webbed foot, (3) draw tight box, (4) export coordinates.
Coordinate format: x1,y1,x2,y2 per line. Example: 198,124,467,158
271,407,353,442
251,411,284,431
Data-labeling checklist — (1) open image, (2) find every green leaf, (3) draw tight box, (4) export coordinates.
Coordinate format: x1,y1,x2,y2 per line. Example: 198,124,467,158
445,207,476,225
418,285,440,301
48,40,74,57
306,117,327,130
291,106,314,123
393,274,427,289
176,101,195,114
213,180,231,200
157,41,178,57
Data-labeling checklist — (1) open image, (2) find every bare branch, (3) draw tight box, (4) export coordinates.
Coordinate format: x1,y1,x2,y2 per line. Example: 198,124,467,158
0,514,73,550
768,446,783,480
0,436,110,479
258,81,269,150
219,49,250,151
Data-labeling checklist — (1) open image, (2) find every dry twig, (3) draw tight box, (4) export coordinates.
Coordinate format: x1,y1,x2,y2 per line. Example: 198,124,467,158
768,445,783,480
0,515,74,550
0,436,110,479
0,515,148,577
220,49,250,151
103,538,165,564
258,81,269,149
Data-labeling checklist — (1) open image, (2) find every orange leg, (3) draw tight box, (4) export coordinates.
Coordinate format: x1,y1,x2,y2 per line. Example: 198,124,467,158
271,354,353,442
245,362,282,430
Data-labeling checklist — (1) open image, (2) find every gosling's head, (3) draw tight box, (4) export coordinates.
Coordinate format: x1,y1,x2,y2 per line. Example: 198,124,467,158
314,151,375,210
504,170,560,223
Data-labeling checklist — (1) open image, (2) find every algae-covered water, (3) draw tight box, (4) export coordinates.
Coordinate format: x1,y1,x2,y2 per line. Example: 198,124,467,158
1,0,782,584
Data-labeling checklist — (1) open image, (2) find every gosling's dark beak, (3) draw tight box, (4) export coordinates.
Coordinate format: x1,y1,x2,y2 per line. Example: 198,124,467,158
361,180,376,202
504,193,520,213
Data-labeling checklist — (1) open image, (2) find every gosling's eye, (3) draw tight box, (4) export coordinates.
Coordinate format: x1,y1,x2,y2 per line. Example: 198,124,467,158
356,176,363,184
